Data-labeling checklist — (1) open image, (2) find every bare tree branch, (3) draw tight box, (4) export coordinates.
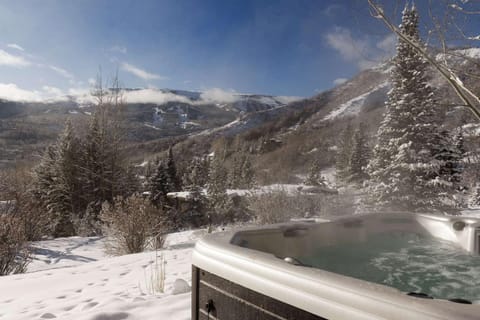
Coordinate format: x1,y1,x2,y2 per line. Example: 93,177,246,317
368,0,480,121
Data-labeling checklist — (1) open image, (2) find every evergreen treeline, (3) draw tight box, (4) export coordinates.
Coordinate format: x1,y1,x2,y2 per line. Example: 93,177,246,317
31,85,137,236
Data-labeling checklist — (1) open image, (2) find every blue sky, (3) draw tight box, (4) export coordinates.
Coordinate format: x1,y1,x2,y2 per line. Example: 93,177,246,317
0,0,478,101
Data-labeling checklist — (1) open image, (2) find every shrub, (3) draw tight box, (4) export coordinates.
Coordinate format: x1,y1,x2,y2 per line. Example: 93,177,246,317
248,190,302,224
248,190,353,224
0,209,30,276
100,194,167,255
143,253,166,294
1,168,53,241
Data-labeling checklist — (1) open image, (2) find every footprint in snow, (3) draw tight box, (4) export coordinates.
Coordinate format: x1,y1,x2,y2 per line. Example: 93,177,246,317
132,297,146,303
62,305,75,312
82,301,99,310
87,312,130,320
40,313,56,319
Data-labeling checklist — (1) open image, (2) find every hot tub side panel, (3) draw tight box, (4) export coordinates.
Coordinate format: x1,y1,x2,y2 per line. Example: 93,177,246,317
192,266,325,320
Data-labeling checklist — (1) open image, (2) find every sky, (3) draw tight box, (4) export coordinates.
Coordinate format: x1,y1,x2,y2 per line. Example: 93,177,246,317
0,0,478,102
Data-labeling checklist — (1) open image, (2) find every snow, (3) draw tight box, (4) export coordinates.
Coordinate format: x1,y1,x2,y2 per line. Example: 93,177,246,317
0,229,207,320
143,123,160,131
455,48,480,60
135,161,149,168
322,82,389,121
462,123,480,137
436,48,480,65
460,208,480,218
167,191,198,199
192,118,240,136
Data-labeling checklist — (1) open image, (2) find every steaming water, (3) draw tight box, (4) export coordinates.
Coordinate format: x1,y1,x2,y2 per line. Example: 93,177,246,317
299,232,480,302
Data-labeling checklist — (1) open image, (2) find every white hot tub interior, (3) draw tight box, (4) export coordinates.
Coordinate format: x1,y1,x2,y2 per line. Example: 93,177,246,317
230,213,480,302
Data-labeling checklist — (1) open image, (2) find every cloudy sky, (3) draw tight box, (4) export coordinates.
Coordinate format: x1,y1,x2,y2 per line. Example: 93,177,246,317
0,0,477,102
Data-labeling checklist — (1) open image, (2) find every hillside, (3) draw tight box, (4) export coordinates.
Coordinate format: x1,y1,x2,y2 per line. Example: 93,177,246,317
0,89,301,168
214,48,480,184
3,48,480,178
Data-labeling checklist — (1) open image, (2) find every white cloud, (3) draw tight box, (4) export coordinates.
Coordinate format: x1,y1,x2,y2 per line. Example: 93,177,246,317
0,49,31,67
7,43,25,51
42,85,64,96
0,83,67,102
322,4,343,17
275,96,303,104
333,78,348,85
325,27,395,70
200,88,239,104
110,45,127,54
67,87,96,104
121,62,166,81
123,89,191,104
376,34,396,57
48,65,74,79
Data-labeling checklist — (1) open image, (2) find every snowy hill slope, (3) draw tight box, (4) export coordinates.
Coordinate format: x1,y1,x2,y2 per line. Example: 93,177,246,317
322,82,389,121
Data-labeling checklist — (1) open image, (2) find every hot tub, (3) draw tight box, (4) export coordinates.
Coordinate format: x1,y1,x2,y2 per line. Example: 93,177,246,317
191,212,480,319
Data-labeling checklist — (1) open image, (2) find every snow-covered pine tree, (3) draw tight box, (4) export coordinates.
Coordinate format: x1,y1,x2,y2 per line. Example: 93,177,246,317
349,123,370,184
227,155,242,189
182,158,204,194
452,129,466,189
367,5,453,212
165,146,181,191
207,155,231,226
240,155,255,189
148,159,174,207
31,120,79,236
181,157,207,223
434,129,465,191
335,123,354,184
81,111,109,210
305,159,326,186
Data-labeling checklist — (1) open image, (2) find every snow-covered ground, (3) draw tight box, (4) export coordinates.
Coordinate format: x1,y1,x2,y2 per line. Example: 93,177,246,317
0,229,209,320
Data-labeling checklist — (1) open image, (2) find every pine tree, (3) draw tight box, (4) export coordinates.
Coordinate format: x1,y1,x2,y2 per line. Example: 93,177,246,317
148,159,174,207
367,5,452,211
32,120,80,236
228,155,242,189
452,129,466,189
81,111,108,211
182,157,207,223
165,146,180,191
336,124,354,183
240,155,255,189
305,159,326,186
207,155,231,226
349,123,370,184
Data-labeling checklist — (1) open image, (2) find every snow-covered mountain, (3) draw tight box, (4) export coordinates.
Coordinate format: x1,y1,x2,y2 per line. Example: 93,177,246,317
0,88,303,167
2,47,480,169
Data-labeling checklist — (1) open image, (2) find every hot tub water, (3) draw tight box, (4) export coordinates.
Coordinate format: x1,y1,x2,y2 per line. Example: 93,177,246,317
298,232,480,302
